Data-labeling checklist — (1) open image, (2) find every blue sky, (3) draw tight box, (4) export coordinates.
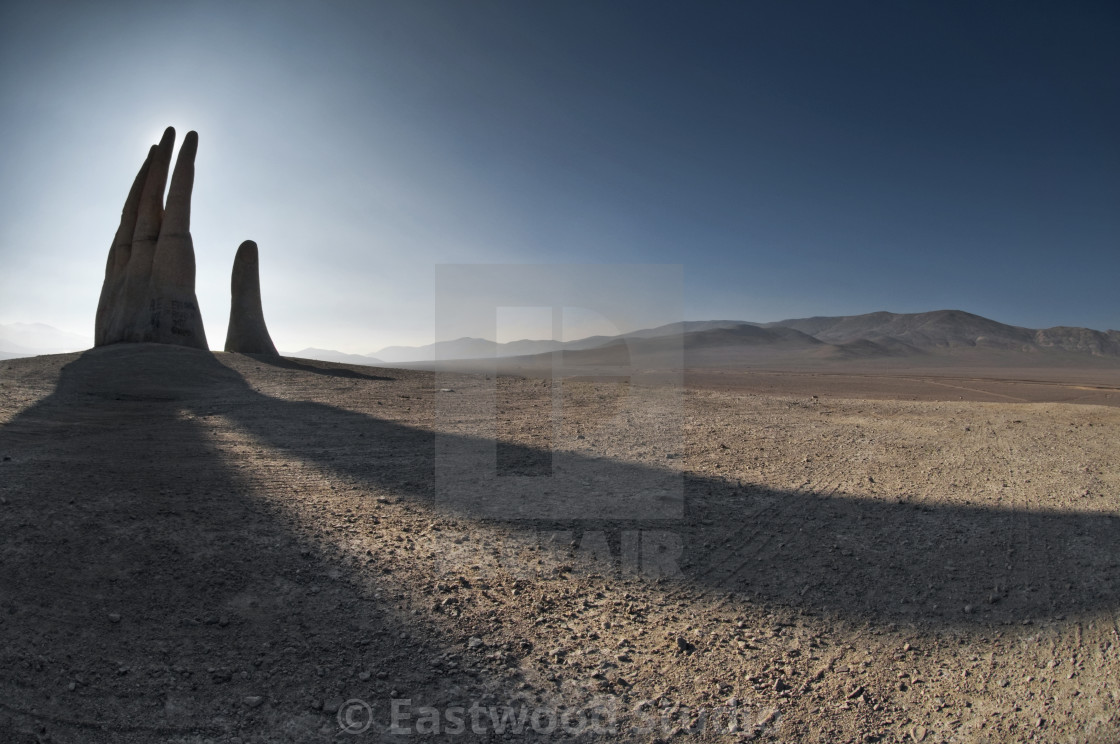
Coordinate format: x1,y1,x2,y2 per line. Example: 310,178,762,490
1,1,1117,352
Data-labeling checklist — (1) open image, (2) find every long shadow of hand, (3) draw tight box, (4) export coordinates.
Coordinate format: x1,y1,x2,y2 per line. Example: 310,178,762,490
0,347,482,742
249,353,393,381
179,347,1120,628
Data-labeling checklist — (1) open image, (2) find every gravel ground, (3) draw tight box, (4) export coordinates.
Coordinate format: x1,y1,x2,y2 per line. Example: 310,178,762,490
1,344,1117,743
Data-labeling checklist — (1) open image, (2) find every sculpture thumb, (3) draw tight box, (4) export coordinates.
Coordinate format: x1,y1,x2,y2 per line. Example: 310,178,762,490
224,240,279,356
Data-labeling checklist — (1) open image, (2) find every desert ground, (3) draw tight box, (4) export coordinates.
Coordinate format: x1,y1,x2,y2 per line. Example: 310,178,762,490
1,345,1118,742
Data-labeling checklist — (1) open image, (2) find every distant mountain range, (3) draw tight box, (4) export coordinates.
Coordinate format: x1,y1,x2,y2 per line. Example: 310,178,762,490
279,348,384,366
342,310,1119,368
761,310,1120,356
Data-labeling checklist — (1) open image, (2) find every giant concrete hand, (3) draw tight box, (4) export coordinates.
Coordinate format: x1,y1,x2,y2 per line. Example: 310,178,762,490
95,127,208,349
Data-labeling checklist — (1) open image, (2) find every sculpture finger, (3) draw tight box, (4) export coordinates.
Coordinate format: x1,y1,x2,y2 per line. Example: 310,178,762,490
144,129,207,349
152,130,198,289
108,148,153,274
131,126,175,252
225,240,279,355
95,148,152,345
161,130,196,241
115,127,174,341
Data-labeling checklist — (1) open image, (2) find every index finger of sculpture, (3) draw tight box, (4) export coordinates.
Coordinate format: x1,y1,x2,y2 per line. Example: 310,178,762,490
151,131,198,290
161,130,196,239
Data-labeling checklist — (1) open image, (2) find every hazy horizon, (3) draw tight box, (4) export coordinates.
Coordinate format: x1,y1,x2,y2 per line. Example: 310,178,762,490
4,304,1119,361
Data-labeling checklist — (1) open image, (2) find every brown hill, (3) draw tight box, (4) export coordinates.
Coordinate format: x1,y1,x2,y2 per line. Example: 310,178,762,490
768,309,1120,357
373,310,1120,375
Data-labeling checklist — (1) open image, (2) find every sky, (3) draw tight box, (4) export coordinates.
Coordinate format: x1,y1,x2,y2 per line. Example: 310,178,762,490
1,0,1117,353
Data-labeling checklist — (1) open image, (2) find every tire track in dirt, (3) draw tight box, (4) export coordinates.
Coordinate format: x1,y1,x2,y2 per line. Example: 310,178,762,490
922,378,1028,403
684,398,809,587
993,416,1049,625
686,395,863,613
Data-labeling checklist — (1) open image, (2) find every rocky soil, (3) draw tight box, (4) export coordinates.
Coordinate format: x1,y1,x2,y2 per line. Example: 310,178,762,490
1,345,1118,742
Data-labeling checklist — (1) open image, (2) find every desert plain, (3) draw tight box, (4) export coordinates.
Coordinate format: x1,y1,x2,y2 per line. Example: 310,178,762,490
1,345,1118,743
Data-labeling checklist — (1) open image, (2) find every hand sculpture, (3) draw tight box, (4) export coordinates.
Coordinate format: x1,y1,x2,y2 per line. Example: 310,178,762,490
224,240,279,355
95,127,208,349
